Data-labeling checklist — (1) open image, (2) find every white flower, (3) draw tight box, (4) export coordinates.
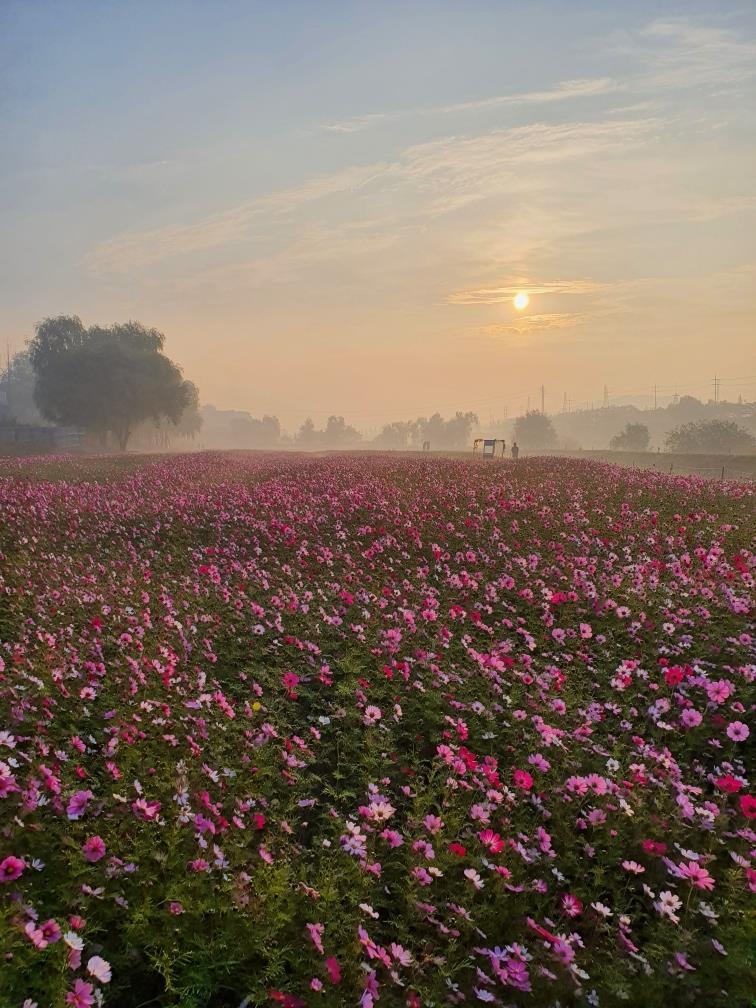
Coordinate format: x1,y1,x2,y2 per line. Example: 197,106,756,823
464,868,484,889
654,890,682,924
63,931,84,951
590,901,613,918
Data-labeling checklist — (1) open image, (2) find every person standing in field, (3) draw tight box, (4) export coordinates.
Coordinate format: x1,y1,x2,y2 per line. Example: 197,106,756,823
511,442,519,459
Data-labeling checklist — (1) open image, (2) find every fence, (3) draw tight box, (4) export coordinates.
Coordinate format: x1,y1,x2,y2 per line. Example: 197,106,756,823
666,463,754,481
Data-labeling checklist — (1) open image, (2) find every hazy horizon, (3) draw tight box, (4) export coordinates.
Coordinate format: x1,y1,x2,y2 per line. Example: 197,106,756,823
2,1,755,429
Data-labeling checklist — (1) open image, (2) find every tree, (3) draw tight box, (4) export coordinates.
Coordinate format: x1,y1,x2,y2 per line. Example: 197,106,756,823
416,411,478,449
609,423,650,451
296,418,318,448
665,420,755,454
28,316,194,451
1,351,44,424
513,410,557,450
445,411,478,449
323,415,361,447
174,381,203,440
373,421,416,450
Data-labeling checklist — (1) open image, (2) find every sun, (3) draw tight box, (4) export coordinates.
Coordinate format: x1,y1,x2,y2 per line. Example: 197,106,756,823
513,291,530,311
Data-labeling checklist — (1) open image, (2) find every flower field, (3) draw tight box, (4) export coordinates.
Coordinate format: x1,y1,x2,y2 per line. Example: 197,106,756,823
0,452,753,1008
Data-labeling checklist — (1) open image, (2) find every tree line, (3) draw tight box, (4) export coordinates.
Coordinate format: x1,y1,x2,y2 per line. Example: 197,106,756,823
2,316,754,454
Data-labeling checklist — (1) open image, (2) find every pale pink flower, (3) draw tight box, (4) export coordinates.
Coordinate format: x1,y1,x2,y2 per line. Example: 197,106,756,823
87,956,112,983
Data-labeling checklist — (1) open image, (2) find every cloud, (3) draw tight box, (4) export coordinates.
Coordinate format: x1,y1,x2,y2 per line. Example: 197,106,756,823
448,280,603,305
321,77,621,133
88,114,657,275
162,219,405,294
471,313,584,338
632,17,756,91
87,163,387,274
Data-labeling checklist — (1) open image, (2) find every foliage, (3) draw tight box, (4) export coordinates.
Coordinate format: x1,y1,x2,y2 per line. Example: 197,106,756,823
0,351,45,424
417,411,478,450
0,453,753,1008
665,420,755,454
373,421,417,450
28,316,194,450
295,415,361,448
609,423,650,451
513,410,558,450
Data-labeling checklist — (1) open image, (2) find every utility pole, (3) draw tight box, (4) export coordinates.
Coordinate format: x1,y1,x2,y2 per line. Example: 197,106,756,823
653,384,657,410
562,392,567,413
527,394,530,412
603,384,608,408
541,384,545,414
713,375,720,404
3,341,10,409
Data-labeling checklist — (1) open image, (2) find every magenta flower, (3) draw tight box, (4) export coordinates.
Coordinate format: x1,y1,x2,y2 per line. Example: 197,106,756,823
65,979,95,1008
81,836,106,862
513,769,533,791
0,855,24,882
66,789,94,820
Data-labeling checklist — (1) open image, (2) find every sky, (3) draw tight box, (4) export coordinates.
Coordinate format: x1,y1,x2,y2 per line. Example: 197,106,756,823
1,0,755,430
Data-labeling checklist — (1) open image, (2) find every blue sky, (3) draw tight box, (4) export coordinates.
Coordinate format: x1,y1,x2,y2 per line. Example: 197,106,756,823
1,1,755,426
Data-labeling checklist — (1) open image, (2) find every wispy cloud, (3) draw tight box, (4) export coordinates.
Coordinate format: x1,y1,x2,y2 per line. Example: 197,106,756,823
88,114,657,275
87,164,386,274
470,313,584,339
448,280,603,305
321,77,621,133
631,17,756,91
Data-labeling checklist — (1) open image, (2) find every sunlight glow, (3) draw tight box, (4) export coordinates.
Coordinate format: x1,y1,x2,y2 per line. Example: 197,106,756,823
513,291,530,311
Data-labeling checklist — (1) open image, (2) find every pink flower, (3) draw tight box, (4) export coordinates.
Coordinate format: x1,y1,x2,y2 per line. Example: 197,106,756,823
463,868,484,889
561,894,583,916
423,814,443,834
306,922,325,955
678,860,715,891
325,957,342,983
132,798,161,820
66,789,94,820
513,769,533,791
0,855,24,882
65,979,95,1008
40,919,62,943
24,922,48,948
82,836,106,862
726,721,749,742
622,860,645,874
680,709,702,728
379,828,403,848
87,956,112,983
168,901,184,914
478,828,504,854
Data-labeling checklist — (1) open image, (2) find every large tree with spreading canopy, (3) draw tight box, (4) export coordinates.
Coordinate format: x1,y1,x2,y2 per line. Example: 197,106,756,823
28,316,196,451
